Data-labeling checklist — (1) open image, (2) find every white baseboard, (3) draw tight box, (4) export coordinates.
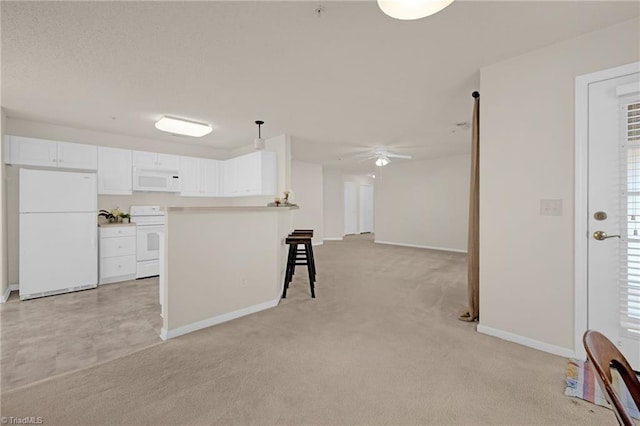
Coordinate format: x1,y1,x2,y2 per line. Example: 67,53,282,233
374,240,467,254
1,287,11,303
323,237,343,241
160,298,280,340
1,284,19,303
477,324,576,358
312,241,323,247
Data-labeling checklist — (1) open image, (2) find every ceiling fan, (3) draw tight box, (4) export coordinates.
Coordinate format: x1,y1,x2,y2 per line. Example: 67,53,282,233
354,146,412,167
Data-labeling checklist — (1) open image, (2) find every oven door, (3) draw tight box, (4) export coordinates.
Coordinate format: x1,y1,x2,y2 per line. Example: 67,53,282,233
136,225,163,261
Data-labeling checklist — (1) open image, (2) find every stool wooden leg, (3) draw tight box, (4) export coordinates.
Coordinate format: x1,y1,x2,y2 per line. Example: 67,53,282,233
306,242,315,298
282,244,296,298
308,243,316,281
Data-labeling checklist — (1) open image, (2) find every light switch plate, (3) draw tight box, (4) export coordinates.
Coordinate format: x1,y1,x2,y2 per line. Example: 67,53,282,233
540,199,563,216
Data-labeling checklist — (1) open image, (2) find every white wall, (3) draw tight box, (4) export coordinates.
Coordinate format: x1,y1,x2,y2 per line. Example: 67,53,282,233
291,160,324,245
323,168,344,240
479,18,640,353
374,155,470,252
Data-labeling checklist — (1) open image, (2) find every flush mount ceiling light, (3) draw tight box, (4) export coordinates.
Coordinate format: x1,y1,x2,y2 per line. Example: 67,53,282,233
377,0,455,20
155,116,212,137
375,156,390,167
254,120,265,150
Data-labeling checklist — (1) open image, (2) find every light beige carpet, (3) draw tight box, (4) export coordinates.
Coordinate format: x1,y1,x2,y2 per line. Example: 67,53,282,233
0,235,612,425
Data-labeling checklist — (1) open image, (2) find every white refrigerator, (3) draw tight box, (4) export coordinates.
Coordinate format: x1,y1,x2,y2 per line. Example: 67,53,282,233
19,169,98,300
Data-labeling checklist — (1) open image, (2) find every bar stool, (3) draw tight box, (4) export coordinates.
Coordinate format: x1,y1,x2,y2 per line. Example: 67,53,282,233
282,234,315,298
291,230,316,281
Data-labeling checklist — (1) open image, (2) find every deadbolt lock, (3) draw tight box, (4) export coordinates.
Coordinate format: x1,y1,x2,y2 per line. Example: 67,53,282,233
594,211,607,221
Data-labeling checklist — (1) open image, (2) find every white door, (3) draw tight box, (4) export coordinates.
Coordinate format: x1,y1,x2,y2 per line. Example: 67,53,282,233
587,67,640,370
359,184,374,233
344,182,358,235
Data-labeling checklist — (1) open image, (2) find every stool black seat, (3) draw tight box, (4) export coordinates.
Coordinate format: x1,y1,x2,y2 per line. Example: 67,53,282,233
283,234,315,298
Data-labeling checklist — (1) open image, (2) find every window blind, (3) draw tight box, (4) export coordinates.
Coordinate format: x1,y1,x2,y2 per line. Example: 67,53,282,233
622,100,640,337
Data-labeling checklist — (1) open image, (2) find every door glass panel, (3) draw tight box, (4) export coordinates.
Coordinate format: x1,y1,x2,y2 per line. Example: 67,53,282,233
623,102,640,337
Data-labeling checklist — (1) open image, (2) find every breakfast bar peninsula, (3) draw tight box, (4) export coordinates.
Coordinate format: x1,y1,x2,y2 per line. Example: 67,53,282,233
160,205,298,339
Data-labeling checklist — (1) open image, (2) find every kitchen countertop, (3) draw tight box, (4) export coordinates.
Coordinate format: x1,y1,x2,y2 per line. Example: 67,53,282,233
98,222,136,227
164,206,299,212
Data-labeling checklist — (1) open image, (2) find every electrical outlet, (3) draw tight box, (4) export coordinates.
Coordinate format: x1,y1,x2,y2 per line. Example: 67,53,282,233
540,199,563,216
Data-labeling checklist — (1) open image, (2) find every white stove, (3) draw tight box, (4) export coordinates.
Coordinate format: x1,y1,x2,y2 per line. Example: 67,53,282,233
130,206,165,279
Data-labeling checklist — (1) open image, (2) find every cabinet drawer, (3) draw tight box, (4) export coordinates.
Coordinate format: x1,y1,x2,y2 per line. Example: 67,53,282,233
100,236,136,258
100,226,136,238
100,255,136,279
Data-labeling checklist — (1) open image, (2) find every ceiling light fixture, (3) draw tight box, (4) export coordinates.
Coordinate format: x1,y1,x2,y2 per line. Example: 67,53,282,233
375,156,390,167
155,116,212,137
377,0,454,20
254,120,265,150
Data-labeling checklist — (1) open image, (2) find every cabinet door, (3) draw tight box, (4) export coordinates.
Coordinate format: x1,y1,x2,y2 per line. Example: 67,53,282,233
222,158,237,196
132,151,157,168
179,156,202,196
201,159,220,196
57,141,97,170
157,153,180,170
9,136,57,167
260,151,277,195
238,152,261,195
98,147,132,195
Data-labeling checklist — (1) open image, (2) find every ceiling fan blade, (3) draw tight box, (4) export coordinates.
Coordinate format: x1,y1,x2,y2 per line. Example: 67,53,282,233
385,153,412,159
357,156,377,163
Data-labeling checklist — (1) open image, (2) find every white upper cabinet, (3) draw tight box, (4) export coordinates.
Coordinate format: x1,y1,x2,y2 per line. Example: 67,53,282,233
133,151,180,170
223,151,276,197
179,156,202,196
98,147,132,195
4,135,97,171
57,141,98,170
179,156,220,197
201,159,220,196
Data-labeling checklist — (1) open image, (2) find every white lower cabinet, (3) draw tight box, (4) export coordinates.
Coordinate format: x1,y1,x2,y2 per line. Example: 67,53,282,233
99,225,137,284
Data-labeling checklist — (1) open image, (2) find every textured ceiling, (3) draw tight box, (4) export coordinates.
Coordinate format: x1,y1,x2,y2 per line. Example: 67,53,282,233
2,1,639,172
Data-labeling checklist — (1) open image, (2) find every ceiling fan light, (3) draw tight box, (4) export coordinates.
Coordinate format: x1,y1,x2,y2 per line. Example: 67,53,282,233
377,0,455,20
155,116,212,137
375,157,390,167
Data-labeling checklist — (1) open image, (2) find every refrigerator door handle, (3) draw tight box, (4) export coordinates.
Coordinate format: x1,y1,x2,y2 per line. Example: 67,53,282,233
91,222,96,248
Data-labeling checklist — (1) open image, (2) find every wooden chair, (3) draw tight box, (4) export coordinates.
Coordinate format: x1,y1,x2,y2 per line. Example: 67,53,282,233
583,330,640,426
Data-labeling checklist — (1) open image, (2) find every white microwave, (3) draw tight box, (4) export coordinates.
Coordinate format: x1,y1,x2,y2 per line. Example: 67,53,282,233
133,168,181,192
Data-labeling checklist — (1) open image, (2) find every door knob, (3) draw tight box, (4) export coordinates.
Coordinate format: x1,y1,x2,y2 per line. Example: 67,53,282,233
593,230,621,241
